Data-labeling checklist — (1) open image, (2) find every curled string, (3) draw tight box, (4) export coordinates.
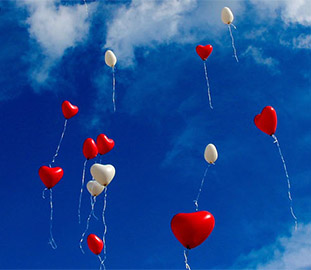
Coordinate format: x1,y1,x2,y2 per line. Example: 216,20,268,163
272,134,298,230
203,61,213,109
98,254,106,270
79,196,97,254
112,67,116,112
183,249,191,270
102,187,108,258
78,159,88,224
42,187,48,199
228,24,239,63
194,165,211,211
47,189,57,249
50,119,67,166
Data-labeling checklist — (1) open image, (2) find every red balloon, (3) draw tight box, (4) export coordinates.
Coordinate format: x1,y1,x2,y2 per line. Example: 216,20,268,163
62,100,79,119
87,234,104,255
96,134,115,155
254,106,277,136
171,211,215,249
196,45,213,61
38,166,64,189
83,138,98,160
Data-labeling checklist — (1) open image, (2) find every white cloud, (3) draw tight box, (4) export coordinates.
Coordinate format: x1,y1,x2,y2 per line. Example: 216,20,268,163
19,0,93,85
243,46,279,71
233,223,311,269
293,34,311,49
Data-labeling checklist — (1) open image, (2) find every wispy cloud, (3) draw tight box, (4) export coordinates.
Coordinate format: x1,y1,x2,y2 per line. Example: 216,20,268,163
293,34,311,49
18,0,93,87
232,223,311,269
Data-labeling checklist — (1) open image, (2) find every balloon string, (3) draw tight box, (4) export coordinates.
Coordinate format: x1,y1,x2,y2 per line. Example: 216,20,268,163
42,187,48,199
78,159,88,224
272,134,298,230
50,119,68,166
83,0,89,17
203,61,213,109
194,165,211,211
112,67,116,112
183,249,191,270
98,254,106,270
228,24,239,63
102,187,108,258
79,196,97,254
47,189,57,249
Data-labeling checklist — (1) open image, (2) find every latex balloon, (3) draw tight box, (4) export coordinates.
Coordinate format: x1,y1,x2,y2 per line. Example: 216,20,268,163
96,134,115,155
254,106,277,136
196,45,213,61
90,163,115,186
62,100,79,119
87,234,104,255
171,211,215,249
39,166,64,189
105,50,117,68
83,138,98,160
204,144,218,164
221,7,234,24
87,181,105,197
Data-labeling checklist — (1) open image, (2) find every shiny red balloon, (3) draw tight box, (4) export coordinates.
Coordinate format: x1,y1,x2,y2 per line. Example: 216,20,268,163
254,106,277,136
83,138,98,160
38,166,64,189
87,234,104,255
196,45,213,61
171,211,215,249
62,100,79,119
96,134,115,155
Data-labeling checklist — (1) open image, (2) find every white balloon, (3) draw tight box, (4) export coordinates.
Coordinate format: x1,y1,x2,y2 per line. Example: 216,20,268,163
204,144,218,164
87,180,105,197
105,50,117,68
221,7,234,25
90,163,115,186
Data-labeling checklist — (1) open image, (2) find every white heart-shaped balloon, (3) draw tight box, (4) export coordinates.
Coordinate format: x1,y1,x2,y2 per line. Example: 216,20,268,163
90,163,115,186
105,50,117,68
87,180,105,197
204,144,218,164
221,7,234,25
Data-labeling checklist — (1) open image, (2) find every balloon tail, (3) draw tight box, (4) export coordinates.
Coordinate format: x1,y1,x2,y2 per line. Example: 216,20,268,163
102,187,108,258
228,24,239,63
272,134,298,230
193,165,210,211
112,67,116,112
98,254,106,270
78,159,88,224
79,196,97,254
42,187,48,199
50,119,67,166
203,61,213,109
83,0,89,17
47,189,57,249
183,249,191,270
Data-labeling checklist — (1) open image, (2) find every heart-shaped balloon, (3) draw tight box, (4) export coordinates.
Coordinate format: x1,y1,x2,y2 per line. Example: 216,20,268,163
171,211,215,249
90,163,115,186
254,106,277,136
87,234,104,255
87,180,105,197
83,138,98,160
38,166,64,189
96,134,115,155
196,45,213,61
62,100,79,119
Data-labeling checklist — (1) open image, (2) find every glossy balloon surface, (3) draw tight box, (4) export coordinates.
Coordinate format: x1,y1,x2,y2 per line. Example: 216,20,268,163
196,45,213,61
87,234,104,255
254,106,277,135
83,138,98,160
62,100,79,119
38,166,64,189
97,134,115,155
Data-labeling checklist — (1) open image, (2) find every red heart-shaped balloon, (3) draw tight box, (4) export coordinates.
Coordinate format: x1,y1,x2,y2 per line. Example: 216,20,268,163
254,106,277,136
38,166,64,189
62,100,79,119
171,211,215,249
196,45,213,61
83,138,98,160
96,134,115,155
87,234,104,255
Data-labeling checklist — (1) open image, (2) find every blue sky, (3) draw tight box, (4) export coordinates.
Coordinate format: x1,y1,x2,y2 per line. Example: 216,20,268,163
0,0,310,269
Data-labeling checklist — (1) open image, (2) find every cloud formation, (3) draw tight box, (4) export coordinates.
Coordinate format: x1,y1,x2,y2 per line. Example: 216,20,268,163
233,223,311,269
